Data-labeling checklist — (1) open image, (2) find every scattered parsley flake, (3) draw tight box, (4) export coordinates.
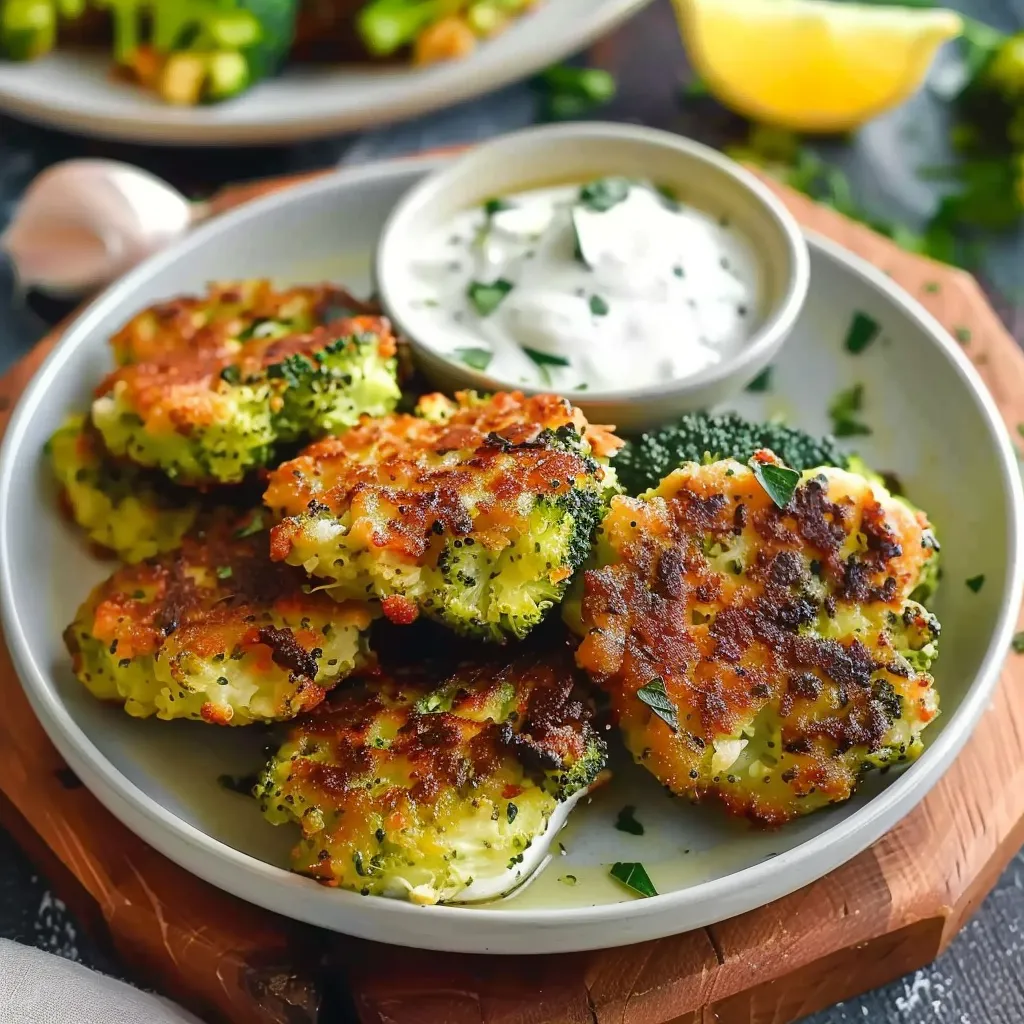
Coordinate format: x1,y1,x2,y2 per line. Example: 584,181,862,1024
454,347,493,372
844,312,881,354
636,677,679,732
467,279,514,317
507,803,518,824
522,346,570,385
1013,632,1024,653
923,281,941,294
483,197,513,218
615,806,645,836
589,294,610,317
954,326,972,344
966,574,986,593
578,177,631,212
745,367,773,393
750,459,801,509
233,512,265,538
609,862,657,898
829,383,872,438
216,565,233,580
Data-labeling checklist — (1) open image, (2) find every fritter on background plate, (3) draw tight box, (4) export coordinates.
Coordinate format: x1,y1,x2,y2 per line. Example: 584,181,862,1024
92,315,400,487
109,280,374,365
64,516,376,725
256,643,606,904
264,391,623,642
567,453,940,825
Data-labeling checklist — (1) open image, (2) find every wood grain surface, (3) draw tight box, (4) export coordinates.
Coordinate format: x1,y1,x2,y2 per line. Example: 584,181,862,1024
1,170,1023,1024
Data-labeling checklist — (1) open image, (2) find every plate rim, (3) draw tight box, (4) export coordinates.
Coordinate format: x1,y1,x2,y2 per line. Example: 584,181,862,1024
0,0,649,145
1,155,1021,954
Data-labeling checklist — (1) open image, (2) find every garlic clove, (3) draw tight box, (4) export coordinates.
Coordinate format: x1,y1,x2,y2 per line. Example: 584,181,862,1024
1,159,196,295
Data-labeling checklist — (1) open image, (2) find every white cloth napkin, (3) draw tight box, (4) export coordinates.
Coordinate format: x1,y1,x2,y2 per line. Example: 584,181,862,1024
0,939,205,1024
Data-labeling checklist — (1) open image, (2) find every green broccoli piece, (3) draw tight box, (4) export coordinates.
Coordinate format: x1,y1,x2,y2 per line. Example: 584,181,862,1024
615,411,849,496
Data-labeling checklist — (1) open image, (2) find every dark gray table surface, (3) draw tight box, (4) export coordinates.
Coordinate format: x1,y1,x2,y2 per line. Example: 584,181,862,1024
2,2,1024,1020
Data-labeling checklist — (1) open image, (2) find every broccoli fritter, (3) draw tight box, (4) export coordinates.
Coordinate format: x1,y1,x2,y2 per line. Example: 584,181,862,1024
48,413,201,562
92,316,400,487
264,391,624,642
109,280,374,365
255,647,606,904
616,411,849,496
64,520,376,725
568,454,940,826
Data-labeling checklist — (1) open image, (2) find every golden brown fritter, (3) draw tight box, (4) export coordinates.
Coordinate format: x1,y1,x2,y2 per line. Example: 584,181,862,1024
92,316,400,486
256,643,605,903
109,280,375,365
64,516,375,725
264,391,623,640
568,454,940,825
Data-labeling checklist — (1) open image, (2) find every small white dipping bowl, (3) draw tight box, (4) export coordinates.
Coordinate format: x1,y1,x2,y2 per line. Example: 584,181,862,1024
375,122,810,433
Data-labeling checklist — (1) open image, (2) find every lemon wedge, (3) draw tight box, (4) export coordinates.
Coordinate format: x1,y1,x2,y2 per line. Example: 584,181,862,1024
672,0,963,133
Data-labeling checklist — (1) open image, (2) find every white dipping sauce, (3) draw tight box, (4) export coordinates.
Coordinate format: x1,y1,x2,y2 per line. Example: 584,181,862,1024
400,178,760,393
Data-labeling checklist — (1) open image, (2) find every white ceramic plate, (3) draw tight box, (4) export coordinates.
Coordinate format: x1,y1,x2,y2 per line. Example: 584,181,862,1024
1,156,1021,955
0,0,647,145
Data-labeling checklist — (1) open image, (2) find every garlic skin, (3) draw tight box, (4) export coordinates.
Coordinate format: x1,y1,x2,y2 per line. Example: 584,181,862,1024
1,159,196,295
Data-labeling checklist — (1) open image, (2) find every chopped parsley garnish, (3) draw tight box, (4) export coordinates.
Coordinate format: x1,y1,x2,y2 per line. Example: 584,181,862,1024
1012,631,1024,653
233,512,265,538
575,382,589,391
745,367,773,393
454,346,493,372
954,326,972,345
655,183,681,212
966,574,986,593
467,278,514,317
609,862,657,898
614,806,645,836
578,177,631,213
750,459,800,509
672,265,685,278
828,383,872,438
507,802,519,824
538,64,617,121
522,346,570,385
923,281,941,294
216,565,233,580
844,312,881,354
483,197,513,218
219,365,242,385
636,677,679,732
589,294,609,317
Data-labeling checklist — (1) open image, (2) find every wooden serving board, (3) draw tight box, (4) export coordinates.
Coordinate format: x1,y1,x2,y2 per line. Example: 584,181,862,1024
2,169,1024,1024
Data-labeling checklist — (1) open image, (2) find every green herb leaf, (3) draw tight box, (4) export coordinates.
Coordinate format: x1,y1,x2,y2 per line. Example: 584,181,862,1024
829,383,872,438
845,311,881,354
745,367,773,393
522,347,570,368
609,862,658,898
750,459,801,509
966,574,986,593
578,177,631,213
507,802,519,824
636,677,679,732
1012,631,1024,653
954,326,972,345
216,565,233,580
614,806,645,836
467,278,514,317
922,281,941,294
589,294,610,317
220,365,242,385
540,64,617,106
454,347,493,372
483,197,512,218
233,512,265,539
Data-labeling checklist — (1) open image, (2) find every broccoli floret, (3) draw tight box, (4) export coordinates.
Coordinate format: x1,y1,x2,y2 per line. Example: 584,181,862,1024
255,648,604,904
92,318,399,486
265,392,620,642
615,411,849,496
